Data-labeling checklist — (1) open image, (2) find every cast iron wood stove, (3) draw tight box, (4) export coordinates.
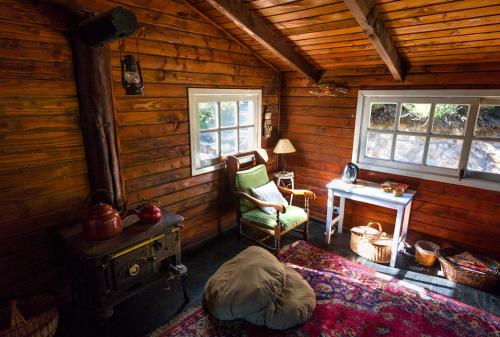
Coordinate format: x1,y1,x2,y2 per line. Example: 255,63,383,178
58,210,188,324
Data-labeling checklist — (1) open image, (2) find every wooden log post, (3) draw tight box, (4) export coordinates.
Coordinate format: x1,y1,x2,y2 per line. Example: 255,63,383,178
71,7,138,212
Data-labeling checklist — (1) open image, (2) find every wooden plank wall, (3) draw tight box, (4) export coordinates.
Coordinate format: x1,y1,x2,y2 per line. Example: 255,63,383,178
281,65,500,259
105,0,279,247
0,0,278,299
0,0,88,299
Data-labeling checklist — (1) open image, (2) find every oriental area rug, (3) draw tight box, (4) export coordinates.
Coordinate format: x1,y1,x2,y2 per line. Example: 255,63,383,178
151,241,499,337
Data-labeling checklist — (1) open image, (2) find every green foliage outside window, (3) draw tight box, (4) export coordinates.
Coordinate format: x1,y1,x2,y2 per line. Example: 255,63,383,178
434,104,465,118
199,102,217,129
220,102,237,127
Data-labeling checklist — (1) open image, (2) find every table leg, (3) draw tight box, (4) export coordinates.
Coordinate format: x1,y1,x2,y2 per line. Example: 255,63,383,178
400,201,412,248
338,196,345,234
325,188,334,245
290,177,294,205
390,205,404,268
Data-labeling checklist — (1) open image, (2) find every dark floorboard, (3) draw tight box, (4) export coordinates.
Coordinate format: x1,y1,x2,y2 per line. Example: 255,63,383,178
56,221,499,337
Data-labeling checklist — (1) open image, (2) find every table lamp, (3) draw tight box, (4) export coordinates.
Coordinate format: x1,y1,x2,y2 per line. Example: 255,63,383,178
273,138,296,173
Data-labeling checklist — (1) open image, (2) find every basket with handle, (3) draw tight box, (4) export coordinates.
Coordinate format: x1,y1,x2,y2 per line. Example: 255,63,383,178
350,222,392,264
0,295,58,337
437,248,499,291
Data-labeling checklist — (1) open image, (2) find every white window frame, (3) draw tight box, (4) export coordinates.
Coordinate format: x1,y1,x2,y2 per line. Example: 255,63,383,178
353,90,500,192
188,88,262,176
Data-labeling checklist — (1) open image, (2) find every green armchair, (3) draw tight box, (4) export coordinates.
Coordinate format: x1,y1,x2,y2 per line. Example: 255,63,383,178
227,150,316,257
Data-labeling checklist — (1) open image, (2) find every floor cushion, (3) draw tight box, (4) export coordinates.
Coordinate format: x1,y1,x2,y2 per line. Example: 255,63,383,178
203,246,316,330
241,205,308,230
202,246,286,321
264,266,316,330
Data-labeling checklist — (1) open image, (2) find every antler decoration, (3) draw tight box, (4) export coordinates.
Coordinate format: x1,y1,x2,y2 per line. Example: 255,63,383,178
309,82,349,97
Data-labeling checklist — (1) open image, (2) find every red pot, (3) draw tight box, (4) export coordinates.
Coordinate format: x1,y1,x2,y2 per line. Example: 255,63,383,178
83,203,123,241
137,203,163,225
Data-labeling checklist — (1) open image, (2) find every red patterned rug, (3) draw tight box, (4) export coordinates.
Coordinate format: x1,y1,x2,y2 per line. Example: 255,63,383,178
152,241,499,337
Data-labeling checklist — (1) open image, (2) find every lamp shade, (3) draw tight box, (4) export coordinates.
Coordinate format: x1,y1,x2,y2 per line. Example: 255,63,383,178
273,139,296,154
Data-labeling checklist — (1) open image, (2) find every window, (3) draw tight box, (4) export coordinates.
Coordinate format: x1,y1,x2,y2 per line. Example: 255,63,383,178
353,90,500,191
188,88,262,175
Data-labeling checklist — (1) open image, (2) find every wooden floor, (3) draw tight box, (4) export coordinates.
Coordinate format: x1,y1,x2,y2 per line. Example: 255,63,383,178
315,225,500,313
56,221,499,337
182,221,499,314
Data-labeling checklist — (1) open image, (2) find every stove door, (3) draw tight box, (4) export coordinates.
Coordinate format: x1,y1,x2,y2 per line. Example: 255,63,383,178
111,245,155,291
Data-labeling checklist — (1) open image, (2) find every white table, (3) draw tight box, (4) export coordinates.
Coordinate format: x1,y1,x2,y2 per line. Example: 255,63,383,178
325,179,415,267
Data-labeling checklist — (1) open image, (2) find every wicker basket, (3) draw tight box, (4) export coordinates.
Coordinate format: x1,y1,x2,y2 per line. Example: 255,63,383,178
350,222,392,264
437,248,500,291
0,295,58,337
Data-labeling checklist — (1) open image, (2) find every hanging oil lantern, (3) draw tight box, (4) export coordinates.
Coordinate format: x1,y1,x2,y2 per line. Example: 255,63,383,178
120,38,144,95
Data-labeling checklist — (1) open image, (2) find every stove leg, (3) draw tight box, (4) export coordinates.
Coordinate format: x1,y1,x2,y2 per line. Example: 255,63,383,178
181,274,190,305
97,318,111,337
92,306,114,337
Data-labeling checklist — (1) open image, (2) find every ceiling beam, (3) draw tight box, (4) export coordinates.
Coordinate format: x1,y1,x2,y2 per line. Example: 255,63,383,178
181,0,279,73
343,0,405,81
206,0,322,83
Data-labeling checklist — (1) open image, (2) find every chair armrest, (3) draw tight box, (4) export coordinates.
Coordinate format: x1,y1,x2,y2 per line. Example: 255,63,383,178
233,191,286,213
278,186,316,200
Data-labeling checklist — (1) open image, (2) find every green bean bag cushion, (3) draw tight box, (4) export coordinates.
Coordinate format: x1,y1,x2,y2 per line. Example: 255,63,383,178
202,246,286,321
263,266,316,330
203,246,316,330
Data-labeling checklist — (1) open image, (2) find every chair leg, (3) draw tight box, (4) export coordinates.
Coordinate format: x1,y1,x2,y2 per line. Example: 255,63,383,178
238,219,242,241
274,237,280,258
274,222,281,258
304,221,309,242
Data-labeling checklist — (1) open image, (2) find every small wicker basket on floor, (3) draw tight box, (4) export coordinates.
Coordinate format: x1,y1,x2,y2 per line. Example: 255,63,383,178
437,248,500,291
350,222,392,264
0,295,58,337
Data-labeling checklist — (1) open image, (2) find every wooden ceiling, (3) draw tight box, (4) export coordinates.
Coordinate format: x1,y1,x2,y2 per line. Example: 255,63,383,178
187,0,500,79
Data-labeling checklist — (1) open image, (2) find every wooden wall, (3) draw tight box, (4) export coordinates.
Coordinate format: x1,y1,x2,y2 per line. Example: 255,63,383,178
0,0,88,299
281,64,500,259
104,0,279,247
0,0,278,299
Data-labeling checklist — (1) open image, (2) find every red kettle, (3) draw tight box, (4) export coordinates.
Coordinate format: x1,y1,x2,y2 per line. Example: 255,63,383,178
135,200,163,225
82,190,123,241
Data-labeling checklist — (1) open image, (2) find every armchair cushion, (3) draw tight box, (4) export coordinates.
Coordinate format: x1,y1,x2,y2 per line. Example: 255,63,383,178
251,181,288,215
241,206,307,230
235,164,270,213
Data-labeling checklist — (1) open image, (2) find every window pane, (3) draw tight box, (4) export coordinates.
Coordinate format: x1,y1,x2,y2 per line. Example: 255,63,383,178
475,105,500,138
467,140,500,174
394,135,426,164
220,101,237,128
369,103,397,130
365,132,393,160
239,101,255,126
221,129,237,155
426,137,463,169
399,103,431,132
199,102,218,130
432,104,469,136
199,131,218,167
239,127,255,152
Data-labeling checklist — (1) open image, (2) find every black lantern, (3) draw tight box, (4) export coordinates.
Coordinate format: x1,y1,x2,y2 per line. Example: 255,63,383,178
120,38,144,95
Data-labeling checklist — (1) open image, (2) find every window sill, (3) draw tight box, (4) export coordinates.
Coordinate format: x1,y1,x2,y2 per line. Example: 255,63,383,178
355,162,500,192
191,151,261,176
192,162,225,176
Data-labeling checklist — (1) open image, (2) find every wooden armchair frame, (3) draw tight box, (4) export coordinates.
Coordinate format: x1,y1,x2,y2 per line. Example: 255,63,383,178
226,150,316,257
